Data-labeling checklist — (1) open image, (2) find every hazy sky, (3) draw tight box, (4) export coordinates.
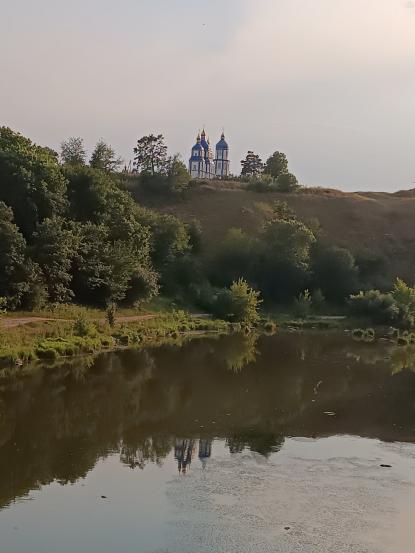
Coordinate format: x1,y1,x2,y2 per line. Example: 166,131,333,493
1,0,415,191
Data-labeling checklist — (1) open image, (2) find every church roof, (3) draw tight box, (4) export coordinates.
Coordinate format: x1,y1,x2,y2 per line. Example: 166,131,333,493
192,133,204,151
216,132,229,150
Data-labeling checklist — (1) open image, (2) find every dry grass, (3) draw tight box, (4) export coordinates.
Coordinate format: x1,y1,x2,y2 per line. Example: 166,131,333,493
141,183,415,282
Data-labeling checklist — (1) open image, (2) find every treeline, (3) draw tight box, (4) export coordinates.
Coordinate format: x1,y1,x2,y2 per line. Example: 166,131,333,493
240,150,300,193
2,127,414,328
199,202,379,310
0,128,196,310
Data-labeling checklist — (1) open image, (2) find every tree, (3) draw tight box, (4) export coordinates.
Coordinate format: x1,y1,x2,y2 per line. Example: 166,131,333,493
391,278,415,326
72,222,157,305
271,200,296,221
240,151,263,177
255,217,316,300
264,151,288,178
215,278,261,325
0,202,29,307
0,127,68,238
165,155,190,192
138,211,190,272
311,244,359,302
133,134,168,175
61,137,86,166
276,172,300,192
349,290,399,325
90,139,122,172
210,228,255,286
32,217,79,303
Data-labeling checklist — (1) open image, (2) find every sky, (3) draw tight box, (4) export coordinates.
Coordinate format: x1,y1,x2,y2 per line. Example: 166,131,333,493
1,0,415,191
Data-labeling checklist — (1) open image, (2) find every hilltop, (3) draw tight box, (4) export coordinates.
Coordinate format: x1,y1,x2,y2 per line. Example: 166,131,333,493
133,180,415,285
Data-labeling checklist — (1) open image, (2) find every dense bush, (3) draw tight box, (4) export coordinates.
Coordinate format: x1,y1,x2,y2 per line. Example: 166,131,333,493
213,279,261,325
349,279,415,327
311,244,360,303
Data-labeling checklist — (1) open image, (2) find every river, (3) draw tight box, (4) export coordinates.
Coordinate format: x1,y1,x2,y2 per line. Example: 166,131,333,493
1,331,415,552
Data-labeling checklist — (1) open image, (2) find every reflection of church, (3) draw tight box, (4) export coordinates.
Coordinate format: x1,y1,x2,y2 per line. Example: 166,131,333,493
174,438,213,473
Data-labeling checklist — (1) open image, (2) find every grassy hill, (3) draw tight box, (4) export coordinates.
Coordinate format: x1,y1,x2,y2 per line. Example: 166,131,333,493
132,180,415,286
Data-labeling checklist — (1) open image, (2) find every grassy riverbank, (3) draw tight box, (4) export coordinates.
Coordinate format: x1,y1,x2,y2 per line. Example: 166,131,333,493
0,307,230,373
0,301,385,377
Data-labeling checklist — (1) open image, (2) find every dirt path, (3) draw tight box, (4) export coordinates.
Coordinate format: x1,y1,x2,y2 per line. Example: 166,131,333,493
1,314,158,329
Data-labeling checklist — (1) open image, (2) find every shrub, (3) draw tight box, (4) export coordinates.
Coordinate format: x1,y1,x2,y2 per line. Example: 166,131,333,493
350,279,415,328
247,175,276,193
214,278,261,325
73,315,97,337
106,302,117,328
293,290,312,319
275,172,300,192
349,290,399,325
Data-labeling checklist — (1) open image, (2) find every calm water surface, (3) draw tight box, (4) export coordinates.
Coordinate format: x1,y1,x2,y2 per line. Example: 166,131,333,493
1,331,415,552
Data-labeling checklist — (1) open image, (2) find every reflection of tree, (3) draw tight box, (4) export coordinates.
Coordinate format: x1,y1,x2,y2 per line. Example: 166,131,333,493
120,436,173,470
226,431,284,457
390,346,415,375
1,331,415,509
345,342,415,376
218,333,259,373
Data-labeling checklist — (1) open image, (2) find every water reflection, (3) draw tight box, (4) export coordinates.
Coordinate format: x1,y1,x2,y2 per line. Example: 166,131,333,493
1,331,415,509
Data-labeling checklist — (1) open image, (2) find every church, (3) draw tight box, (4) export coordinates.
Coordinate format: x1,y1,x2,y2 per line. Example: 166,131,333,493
189,129,230,179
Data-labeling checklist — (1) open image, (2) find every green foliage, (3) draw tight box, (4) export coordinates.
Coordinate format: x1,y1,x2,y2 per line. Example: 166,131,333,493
246,174,276,192
138,210,191,272
60,137,86,166
311,244,359,302
391,278,415,327
187,219,203,254
133,134,168,175
164,155,190,193
32,217,78,304
214,278,261,325
133,155,190,196
73,221,157,305
355,249,388,289
0,127,68,237
256,217,316,301
349,289,399,325
350,279,415,328
210,228,254,286
264,151,288,179
90,139,122,172
73,314,97,337
106,302,117,328
275,172,300,192
272,200,296,221
0,202,29,308
293,289,312,319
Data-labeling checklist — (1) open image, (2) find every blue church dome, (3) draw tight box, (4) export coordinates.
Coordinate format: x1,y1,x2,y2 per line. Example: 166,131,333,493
216,132,229,150
190,134,204,158
200,129,209,151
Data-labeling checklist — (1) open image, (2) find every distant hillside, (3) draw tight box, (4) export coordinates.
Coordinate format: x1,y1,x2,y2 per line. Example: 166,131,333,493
134,181,415,285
